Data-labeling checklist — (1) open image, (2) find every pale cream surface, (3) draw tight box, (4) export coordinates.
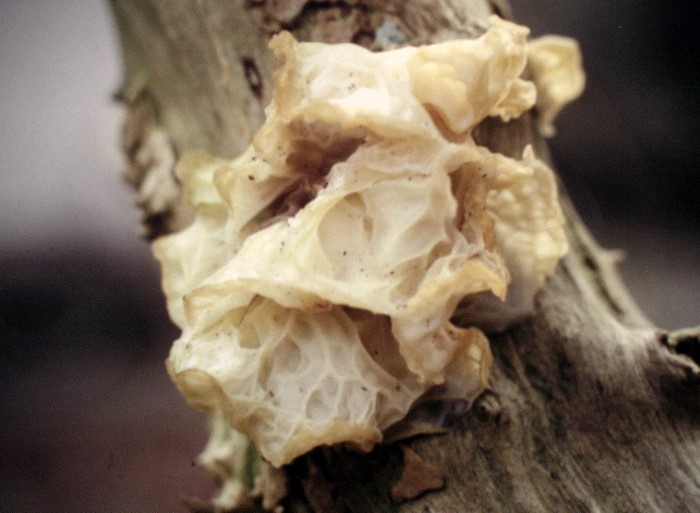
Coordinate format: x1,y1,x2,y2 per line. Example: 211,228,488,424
154,16,576,468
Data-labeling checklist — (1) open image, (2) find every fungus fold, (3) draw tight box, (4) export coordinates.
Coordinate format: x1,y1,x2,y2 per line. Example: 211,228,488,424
154,16,579,468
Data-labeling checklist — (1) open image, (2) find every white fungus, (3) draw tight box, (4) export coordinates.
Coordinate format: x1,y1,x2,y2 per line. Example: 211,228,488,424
154,16,580,468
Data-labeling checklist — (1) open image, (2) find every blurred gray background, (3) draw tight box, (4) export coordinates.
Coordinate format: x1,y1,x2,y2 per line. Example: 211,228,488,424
0,1,697,512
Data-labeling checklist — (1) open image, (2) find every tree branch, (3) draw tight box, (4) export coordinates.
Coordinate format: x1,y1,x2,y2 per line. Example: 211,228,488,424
109,1,700,511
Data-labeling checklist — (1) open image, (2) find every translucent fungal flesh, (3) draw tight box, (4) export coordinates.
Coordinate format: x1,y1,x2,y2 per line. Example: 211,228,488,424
154,16,579,468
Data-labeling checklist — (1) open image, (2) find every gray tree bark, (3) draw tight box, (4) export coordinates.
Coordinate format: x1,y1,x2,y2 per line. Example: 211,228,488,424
110,1,700,511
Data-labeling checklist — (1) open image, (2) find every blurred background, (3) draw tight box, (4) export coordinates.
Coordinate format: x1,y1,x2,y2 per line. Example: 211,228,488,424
0,1,697,511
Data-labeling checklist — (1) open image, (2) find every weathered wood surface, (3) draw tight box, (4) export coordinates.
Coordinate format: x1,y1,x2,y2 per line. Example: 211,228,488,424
110,1,700,511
